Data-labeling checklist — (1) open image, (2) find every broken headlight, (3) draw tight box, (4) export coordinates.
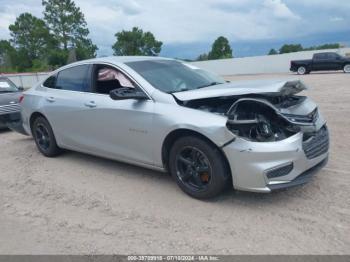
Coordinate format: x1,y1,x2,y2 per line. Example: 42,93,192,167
226,100,299,142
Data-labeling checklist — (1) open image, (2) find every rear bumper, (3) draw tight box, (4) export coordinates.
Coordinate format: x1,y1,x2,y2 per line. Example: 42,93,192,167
222,127,329,193
0,105,28,135
0,111,21,130
7,117,28,135
0,103,21,127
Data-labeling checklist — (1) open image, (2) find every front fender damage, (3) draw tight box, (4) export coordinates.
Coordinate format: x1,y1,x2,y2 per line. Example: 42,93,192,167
178,80,325,143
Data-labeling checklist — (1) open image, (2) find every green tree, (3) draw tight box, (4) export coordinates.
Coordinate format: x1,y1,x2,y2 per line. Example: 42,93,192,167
208,36,233,60
112,27,162,56
75,38,97,60
0,40,15,63
196,53,209,61
7,13,56,71
268,48,278,55
0,40,17,71
42,0,97,60
9,13,53,62
304,43,340,51
279,44,303,54
47,49,68,68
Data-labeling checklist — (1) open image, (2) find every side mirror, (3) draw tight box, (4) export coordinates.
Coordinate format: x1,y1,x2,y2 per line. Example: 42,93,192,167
17,86,24,91
109,87,148,101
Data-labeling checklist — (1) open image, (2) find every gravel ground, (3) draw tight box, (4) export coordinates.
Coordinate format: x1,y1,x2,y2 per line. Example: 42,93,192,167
0,72,349,255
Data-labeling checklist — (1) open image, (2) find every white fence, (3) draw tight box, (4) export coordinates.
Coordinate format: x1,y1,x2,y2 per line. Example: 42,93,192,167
0,72,49,89
191,48,350,75
2,48,350,88
0,72,48,89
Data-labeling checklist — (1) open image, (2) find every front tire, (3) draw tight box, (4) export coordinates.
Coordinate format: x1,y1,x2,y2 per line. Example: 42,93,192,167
169,136,230,199
344,64,350,73
297,66,307,75
32,116,61,157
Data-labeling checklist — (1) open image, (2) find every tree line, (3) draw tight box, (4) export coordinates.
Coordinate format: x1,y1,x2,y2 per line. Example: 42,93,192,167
0,0,234,73
0,0,97,72
0,0,343,73
268,43,342,55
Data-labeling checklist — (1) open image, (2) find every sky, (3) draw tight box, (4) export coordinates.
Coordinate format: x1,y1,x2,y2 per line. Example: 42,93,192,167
0,0,349,59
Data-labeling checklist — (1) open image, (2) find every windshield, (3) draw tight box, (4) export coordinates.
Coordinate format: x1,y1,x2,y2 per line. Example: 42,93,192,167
194,68,226,84
126,60,225,93
0,79,18,93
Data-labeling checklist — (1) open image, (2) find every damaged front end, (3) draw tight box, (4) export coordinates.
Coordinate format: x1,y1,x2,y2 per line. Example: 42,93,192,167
176,80,325,143
226,97,320,142
175,79,329,192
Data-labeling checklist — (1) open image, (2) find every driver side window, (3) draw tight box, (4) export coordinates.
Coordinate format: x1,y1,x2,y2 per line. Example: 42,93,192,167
93,65,135,95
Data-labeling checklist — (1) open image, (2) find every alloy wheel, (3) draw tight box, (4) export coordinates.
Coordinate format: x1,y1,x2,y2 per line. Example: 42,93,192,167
35,123,50,151
175,146,212,191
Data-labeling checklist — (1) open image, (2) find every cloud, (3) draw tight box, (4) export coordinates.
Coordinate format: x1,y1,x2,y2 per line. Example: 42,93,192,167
263,0,300,20
0,0,43,38
330,16,344,22
0,13,15,38
0,0,349,57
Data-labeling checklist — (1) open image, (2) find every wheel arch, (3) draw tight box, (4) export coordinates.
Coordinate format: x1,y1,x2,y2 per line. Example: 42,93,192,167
161,129,232,178
29,112,48,130
297,64,309,69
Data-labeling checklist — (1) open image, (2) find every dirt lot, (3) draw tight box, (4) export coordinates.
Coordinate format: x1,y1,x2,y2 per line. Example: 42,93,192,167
0,72,349,255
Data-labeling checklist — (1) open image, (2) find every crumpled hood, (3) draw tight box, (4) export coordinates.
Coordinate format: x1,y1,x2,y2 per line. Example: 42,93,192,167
173,79,308,101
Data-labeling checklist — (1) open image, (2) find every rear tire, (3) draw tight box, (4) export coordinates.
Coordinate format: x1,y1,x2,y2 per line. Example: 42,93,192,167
32,116,61,157
344,64,350,73
297,66,307,75
169,136,230,199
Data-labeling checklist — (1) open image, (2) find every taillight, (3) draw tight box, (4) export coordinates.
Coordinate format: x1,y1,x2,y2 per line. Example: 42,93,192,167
19,95,24,103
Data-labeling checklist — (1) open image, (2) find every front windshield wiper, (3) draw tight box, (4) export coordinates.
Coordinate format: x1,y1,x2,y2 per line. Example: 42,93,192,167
169,88,190,94
170,82,223,94
195,82,223,89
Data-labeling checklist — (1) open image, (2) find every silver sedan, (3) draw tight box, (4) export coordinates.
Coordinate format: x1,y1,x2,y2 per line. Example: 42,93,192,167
17,56,329,199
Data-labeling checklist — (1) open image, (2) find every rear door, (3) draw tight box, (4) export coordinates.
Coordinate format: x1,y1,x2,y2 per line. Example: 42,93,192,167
42,64,95,150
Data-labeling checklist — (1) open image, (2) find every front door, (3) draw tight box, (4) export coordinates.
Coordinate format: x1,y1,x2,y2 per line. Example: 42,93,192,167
76,92,155,165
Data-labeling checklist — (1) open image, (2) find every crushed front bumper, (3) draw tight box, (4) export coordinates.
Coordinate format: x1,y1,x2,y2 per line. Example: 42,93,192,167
222,126,329,193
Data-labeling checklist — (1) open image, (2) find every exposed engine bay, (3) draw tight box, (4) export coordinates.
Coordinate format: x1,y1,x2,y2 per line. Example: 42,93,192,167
179,94,318,142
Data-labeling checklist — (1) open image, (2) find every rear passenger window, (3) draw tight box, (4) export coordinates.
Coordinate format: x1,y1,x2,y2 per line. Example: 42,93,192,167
56,65,90,92
43,75,56,89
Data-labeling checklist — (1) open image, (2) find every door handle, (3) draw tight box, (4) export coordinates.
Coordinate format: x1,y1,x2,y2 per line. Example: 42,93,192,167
84,101,97,108
46,97,55,103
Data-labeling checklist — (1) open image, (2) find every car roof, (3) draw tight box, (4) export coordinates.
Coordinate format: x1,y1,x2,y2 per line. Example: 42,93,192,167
70,56,172,66
55,56,174,72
